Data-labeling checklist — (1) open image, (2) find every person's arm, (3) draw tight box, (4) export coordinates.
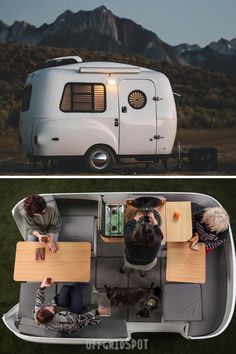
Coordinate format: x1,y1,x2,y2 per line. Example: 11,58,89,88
192,211,204,232
125,211,144,240
34,287,46,315
34,277,54,315
124,220,137,242
148,212,158,226
47,207,62,234
23,214,45,241
153,224,163,241
48,234,58,253
205,238,225,253
57,307,110,334
47,207,61,252
148,212,163,241
205,228,228,253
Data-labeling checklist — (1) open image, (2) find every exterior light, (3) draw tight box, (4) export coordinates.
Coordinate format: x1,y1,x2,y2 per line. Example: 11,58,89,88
107,78,116,86
107,74,116,86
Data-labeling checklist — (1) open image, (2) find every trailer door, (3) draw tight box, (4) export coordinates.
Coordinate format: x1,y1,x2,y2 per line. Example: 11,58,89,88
119,79,157,155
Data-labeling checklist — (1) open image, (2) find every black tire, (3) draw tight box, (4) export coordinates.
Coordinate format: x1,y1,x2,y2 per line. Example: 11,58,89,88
85,145,115,172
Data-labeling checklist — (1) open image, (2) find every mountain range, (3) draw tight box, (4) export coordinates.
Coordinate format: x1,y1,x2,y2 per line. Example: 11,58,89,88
0,5,235,74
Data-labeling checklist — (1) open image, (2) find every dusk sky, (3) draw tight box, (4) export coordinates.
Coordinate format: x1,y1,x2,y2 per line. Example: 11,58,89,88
0,0,235,46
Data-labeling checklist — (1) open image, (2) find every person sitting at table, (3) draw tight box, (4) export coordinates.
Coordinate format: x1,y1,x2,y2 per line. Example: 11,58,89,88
23,194,61,253
192,206,229,254
121,210,163,277
34,277,109,334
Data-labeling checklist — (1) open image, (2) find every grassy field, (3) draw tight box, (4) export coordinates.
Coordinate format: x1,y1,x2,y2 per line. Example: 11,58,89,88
0,178,236,354
175,128,236,173
0,128,236,175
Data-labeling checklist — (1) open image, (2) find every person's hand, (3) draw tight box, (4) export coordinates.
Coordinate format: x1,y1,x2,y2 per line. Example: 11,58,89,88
48,240,58,253
98,306,110,316
41,277,54,288
189,232,199,242
37,234,48,243
148,211,157,225
134,211,144,221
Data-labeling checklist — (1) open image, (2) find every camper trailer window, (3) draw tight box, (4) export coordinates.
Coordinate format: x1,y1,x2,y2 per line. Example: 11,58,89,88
60,83,106,112
128,90,147,109
21,85,32,112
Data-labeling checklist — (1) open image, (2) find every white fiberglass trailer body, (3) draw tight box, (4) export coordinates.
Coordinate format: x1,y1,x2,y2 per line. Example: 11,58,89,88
2,192,235,344
20,57,177,171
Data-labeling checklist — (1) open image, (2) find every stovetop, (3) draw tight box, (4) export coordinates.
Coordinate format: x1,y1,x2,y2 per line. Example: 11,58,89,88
104,204,125,237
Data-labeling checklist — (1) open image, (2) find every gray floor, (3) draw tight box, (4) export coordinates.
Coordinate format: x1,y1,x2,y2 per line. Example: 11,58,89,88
92,232,165,322
56,199,165,323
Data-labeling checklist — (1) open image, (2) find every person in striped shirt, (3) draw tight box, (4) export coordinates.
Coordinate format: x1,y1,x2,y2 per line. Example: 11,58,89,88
192,207,229,254
34,277,109,334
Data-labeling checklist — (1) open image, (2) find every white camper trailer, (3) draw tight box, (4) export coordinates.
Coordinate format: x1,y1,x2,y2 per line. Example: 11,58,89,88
20,56,177,172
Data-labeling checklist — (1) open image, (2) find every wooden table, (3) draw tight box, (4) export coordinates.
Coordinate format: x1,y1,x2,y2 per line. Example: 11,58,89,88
14,242,91,282
166,242,206,283
166,201,192,242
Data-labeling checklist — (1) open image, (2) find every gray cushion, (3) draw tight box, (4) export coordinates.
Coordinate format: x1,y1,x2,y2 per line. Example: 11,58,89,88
62,319,128,338
19,283,56,319
19,317,59,337
56,199,98,217
59,216,97,255
188,246,227,336
163,283,202,321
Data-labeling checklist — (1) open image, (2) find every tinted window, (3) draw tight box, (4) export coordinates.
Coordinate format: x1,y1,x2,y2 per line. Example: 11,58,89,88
60,83,106,113
21,85,32,112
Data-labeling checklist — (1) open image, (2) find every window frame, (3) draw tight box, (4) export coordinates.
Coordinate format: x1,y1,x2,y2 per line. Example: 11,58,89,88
60,82,107,113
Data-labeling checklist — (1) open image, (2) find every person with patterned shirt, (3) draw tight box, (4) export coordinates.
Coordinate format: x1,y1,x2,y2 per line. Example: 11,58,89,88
192,207,229,254
34,277,109,334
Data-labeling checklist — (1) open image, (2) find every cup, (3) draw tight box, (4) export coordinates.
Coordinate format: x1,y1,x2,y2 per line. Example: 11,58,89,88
41,236,49,243
46,277,52,285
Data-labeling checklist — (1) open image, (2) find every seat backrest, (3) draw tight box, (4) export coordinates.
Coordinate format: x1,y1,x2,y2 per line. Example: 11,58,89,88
59,216,97,256
56,199,98,217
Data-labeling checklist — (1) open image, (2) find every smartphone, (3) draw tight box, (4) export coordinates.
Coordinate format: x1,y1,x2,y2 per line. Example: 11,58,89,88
35,247,45,261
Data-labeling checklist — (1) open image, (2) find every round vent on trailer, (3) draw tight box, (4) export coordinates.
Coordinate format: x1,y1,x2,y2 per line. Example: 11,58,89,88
128,90,147,109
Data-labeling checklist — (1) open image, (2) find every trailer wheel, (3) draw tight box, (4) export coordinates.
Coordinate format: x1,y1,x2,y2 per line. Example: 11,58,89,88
85,145,115,172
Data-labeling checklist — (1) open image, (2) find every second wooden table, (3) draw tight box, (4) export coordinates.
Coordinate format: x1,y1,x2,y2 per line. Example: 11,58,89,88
166,242,206,284
166,201,192,242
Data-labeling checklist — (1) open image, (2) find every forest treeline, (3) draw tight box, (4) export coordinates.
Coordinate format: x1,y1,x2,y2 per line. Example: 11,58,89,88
0,43,235,130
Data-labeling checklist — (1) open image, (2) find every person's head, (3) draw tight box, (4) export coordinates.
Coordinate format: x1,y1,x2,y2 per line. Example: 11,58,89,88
24,195,46,217
36,306,55,325
202,207,229,233
132,222,156,247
